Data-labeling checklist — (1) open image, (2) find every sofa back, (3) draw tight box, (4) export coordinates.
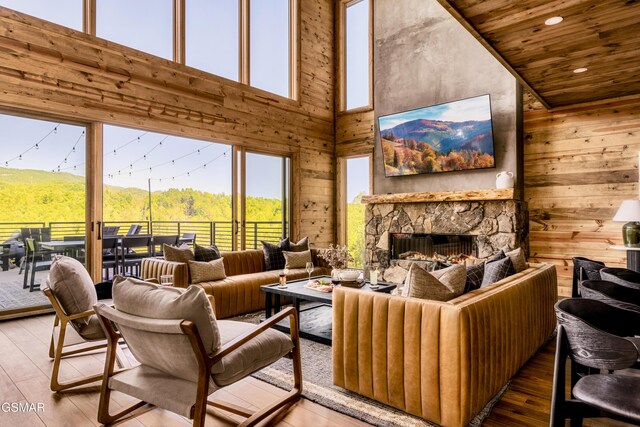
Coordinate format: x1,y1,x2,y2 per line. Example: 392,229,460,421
332,262,557,427
220,249,265,276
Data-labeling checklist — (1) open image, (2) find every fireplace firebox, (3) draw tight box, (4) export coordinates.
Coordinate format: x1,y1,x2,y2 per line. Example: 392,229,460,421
390,233,477,261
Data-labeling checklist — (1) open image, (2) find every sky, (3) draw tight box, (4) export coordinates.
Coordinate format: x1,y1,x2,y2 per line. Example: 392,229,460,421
0,0,370,198
379,94,492,131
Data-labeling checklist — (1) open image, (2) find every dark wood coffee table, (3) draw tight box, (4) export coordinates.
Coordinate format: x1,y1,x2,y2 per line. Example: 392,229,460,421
260,275,396,344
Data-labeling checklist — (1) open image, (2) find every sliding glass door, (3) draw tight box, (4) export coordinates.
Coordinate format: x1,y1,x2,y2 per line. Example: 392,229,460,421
0,113,87,317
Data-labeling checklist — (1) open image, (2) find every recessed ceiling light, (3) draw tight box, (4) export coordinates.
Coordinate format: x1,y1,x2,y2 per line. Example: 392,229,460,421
573,67,588,73
545,16,563,25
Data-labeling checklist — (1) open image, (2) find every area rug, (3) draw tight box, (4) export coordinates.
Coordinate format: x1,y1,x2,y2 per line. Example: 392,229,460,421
0,268,50,310
234,310,508,427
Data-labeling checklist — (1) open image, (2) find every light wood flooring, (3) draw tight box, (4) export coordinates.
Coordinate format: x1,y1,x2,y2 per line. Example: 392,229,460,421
0,314,633,427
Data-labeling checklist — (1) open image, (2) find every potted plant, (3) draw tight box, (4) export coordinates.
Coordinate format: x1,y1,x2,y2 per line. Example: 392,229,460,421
318,244,354,282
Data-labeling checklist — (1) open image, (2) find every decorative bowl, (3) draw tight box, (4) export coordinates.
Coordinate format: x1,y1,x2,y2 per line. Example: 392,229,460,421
338,269,361,282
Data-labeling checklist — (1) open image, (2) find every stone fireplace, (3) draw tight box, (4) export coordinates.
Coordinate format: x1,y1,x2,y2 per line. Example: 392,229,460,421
362,189,527,283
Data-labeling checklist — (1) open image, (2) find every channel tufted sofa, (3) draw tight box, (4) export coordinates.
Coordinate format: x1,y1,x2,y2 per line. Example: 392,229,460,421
332,262,557,427
141,248,331,318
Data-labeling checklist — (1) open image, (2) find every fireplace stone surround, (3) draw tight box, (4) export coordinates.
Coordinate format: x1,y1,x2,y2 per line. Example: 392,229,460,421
363,191,527,284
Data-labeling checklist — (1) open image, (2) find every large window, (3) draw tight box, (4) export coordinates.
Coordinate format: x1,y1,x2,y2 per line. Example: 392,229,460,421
96,0,173,60
343,0,371,110
186,0,239,81
0,113,86,316
250,0,290,97
0,0,83,30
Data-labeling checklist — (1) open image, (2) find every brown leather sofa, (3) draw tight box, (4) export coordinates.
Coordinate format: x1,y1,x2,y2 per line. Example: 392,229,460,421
332,262,557,427
141,249,331,318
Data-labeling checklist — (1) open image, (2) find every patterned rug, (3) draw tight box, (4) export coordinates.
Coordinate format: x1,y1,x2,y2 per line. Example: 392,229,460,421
0,268,50,310
234,309,507,427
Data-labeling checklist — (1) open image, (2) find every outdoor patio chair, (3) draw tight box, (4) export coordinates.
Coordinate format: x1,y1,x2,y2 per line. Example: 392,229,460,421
126,224,142,236
19,227,52,274
23,238,52,292
151,235,179,256
101,237,120,280
102,225,120,237
551,298,640,426
94,277,302,426
120,235,152,276
43,256,128,392
579,279,640,313
180,232,197,247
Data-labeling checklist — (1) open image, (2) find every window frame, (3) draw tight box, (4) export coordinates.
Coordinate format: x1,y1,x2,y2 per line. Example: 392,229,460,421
337,153,373,247
338,0,373,112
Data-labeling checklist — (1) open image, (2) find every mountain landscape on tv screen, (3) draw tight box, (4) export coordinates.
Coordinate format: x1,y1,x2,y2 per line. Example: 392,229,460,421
380,118,495,176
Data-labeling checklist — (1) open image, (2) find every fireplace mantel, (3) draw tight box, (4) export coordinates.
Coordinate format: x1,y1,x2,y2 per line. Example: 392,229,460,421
361,188,515,204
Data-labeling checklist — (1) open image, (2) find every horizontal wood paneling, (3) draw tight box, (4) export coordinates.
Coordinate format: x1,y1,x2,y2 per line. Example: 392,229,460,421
335,109,375,157
0,2,336,247
524,94,640,296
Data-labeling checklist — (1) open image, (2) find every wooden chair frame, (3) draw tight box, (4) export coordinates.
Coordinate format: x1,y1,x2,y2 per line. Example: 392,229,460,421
43,287,126,392
97,306,303,427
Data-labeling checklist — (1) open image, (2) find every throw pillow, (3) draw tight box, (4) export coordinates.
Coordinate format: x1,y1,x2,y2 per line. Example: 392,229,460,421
262,238,290,271
283,249,312,269
188,258,226,284
194,243,221,262
486,250,506,263
163,244,194,263
506,247,527,273
481,257,515,288
465,262,485,293
112,276,220,357
431,263,467,298
403,263,464,302
289,237,309,252
48,255,97,326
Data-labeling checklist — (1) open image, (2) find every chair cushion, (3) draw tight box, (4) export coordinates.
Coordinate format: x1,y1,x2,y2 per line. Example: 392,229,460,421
188,258,226,284
262,238,290,271
402,263,466,301
573,374,640,424
163,244,195,263
289,237,309,252
194,244,221,262
601,268,640,290
48,255,97,326
211,320,293,387
283,249,312,269
112,276,220,354
77,314,106,340
506,247,527,273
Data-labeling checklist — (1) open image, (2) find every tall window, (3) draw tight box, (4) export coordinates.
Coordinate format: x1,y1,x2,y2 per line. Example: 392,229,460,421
96,0,173,60
186,0,239,81
250,0,290,97
102,125,233,254
343,0,371,110
345,156,370,268
0,0,83,30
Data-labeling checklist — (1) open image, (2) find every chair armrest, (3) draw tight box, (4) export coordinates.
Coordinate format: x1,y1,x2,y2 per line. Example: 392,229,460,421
211,307,298,362
141,258,189,288
67,309,96,321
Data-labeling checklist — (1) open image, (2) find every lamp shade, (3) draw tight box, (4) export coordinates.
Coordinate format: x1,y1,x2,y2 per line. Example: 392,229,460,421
613,200,640,222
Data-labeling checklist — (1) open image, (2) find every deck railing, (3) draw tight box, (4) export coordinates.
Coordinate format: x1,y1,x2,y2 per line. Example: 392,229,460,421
0,220,285,250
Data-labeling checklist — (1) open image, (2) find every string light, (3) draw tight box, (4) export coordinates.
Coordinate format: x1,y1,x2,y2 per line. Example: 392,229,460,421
54,130,85,173
106,132,148,156
0,123,60,167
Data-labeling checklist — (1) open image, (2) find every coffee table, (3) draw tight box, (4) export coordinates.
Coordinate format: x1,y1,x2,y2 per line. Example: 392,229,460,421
260,275,396,344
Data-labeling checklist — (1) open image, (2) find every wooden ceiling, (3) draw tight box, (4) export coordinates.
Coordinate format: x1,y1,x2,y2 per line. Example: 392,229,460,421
436,0,640,109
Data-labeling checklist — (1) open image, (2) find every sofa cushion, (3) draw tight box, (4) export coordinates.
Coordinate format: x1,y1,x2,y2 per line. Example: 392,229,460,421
403,263,466,301
48,255,97,326
188,258,226,284
289,237,309,252
163,244,194,263
194,244,221,262
261,238,290,271
112,276,220,354
506,247,527,273
283,249,312,269
482,256,515,287
465,262,485,293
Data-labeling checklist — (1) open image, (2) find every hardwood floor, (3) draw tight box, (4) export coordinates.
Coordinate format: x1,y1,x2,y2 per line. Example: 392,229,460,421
0,314,633,427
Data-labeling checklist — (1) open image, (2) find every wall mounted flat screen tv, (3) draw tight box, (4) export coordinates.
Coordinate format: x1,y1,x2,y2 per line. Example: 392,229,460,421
378,94,495,177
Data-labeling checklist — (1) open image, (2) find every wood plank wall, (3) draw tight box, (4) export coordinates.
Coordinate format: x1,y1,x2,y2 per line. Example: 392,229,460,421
0,2,335,246
524,92,640,296
335,109,375,157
